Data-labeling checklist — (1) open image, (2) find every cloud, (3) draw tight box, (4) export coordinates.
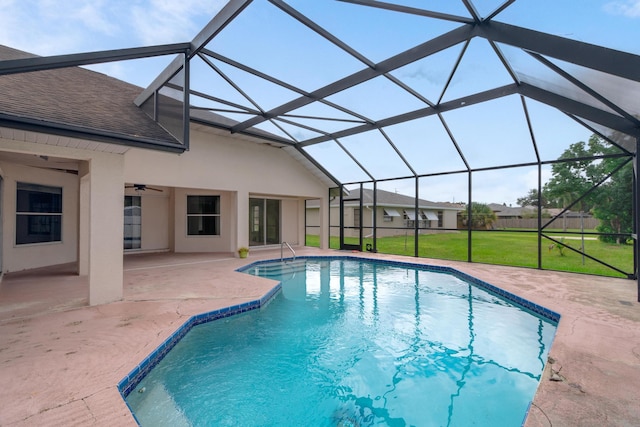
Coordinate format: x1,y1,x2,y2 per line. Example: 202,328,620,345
130,0,227,46
400,65,448,87
0,0,229,91
73,1,120,36
0,0,227,56
0,0,123,54
604,0,640,17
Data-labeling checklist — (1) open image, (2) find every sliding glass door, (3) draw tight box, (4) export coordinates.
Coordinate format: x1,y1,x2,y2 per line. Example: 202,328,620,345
124,195,141,250
249,198,280,246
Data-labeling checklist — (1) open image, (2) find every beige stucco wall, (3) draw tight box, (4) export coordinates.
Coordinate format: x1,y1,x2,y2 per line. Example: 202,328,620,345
442,209,458,229
173,188,232,253
0,135,125,305
0,124,330,302
124,128,327,197
124,127,329,251
142,192,170,251
82,153,124,305
280,198,299,245
0,162,79,272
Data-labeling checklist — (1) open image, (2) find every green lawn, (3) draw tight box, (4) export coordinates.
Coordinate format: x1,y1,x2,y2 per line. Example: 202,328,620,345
306,231,634,278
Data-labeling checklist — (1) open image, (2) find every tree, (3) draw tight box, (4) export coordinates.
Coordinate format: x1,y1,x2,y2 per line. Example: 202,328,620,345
460,202,497,229
593,159,633,244
542,134,633,243
516,188,550,208
543,137,605,212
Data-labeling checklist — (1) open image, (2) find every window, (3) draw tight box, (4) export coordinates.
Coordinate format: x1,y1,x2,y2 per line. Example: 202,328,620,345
124,196,141,250
187,195,220,236
354,208,360,227
438,211,444,228
383,208,400,222
403,209,415,228
423,210,439,228
16,182,62,245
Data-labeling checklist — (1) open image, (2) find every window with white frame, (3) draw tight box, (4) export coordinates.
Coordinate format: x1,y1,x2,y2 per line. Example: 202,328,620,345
383,208,400,222
187,195,220,236
16,182,62,245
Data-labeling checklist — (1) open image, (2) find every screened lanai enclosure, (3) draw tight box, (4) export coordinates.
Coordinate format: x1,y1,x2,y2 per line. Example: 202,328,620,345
2,1,639,287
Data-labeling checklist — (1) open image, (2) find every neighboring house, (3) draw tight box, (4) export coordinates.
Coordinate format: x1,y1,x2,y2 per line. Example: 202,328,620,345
0,45,331,305
307,188,463,238
488,203,598,229
489,203,594,220
488,203,536,219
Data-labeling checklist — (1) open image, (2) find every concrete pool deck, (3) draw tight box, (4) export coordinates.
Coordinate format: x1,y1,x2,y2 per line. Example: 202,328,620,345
0,248,639,426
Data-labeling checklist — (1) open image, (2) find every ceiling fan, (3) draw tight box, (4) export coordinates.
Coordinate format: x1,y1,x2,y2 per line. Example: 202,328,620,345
125,184,163,192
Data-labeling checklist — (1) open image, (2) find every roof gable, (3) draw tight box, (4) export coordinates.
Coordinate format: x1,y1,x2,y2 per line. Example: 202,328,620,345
0,45,182,152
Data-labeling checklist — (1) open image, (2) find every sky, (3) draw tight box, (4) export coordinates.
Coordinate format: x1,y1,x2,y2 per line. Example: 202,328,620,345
1,0,639,206
0,0,227,86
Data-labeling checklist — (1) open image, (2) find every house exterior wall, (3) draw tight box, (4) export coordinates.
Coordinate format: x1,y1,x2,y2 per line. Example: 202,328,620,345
308,205,460,238
0,162,79,272
140,190,170,251
124,127,328,252
83,152,124,305
0,124,329,303
280,198,300,245
173,188,233,253
0,135,125,305
442,210,457,229
124,128,327,199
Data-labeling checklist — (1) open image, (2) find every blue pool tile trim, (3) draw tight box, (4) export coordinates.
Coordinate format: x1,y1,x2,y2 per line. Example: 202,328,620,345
118,283,282,399
120,254,560,401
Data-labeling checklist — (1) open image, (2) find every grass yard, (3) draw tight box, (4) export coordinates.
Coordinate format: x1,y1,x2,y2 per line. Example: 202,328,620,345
306,231,634,278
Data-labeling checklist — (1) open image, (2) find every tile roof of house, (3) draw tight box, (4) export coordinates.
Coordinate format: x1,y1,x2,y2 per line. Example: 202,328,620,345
0,45,181,149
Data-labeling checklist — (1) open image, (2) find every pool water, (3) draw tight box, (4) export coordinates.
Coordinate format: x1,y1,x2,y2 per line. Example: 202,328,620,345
125,258,557,426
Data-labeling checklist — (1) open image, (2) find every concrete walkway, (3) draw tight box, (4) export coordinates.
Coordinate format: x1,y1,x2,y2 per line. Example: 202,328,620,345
0,248,638,426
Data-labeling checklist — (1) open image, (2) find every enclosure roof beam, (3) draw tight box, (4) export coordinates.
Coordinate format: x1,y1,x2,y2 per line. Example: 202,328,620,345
518,83,640,138
0,44,191,76
299,84,519,147
338,0,475,24
231,24,476,134
477,21,640,82
135,0,252,106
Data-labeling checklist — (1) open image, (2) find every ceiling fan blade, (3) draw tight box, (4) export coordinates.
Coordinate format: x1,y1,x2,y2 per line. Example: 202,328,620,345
125,184,163,192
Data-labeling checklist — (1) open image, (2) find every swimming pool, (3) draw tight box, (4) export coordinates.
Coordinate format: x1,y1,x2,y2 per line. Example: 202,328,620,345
121,257,559,426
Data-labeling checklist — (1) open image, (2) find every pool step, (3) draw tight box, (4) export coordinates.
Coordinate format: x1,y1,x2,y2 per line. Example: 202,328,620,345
252,260,308,279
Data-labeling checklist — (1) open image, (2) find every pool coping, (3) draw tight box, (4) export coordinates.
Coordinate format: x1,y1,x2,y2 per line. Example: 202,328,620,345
117,255,561,410
117,282,282,399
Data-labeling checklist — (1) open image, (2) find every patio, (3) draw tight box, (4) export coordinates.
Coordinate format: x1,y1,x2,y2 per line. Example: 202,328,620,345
0,248,639,426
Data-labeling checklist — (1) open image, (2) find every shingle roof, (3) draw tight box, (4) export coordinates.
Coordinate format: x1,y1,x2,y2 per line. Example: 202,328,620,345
488,203,533,217
0,45,181,150
337,188,462,210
